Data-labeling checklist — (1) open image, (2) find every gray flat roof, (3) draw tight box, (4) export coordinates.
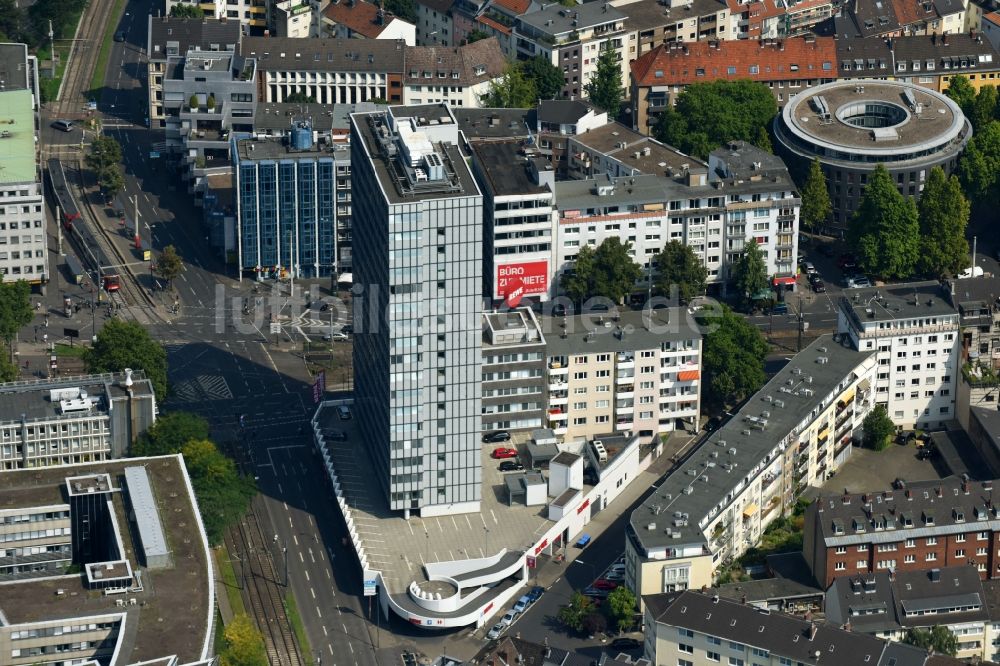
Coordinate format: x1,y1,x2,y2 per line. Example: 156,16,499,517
147,16,240,61
541,308,700,358
517,3,625,36
454,107,535,140
0,44,30,90
0,372,153,423
242,36,405,72
471,141,549,197
570,123,706,178
554,173,670,211
124,466,170,561
253,102,381,131
840,280,957,324
234,134,348,161
631,335,873,553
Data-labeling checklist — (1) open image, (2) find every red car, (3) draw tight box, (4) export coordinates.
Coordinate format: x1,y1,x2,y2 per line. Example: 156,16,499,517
491,447,518,459
593,579,619,590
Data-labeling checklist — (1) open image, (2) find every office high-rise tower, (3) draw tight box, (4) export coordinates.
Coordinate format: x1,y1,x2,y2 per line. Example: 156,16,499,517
350,105,483,518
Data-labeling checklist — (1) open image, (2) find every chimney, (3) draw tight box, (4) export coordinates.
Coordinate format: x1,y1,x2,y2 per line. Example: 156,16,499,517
123,368,134,394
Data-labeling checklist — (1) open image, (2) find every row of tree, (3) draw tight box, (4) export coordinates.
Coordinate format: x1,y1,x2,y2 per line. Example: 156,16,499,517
558,587,637,635
481,57,573,108
0,280,33,380
86,135,127,201
0,0,87,49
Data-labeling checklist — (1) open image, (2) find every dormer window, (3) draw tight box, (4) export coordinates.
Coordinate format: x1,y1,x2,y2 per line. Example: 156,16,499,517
853,517,866,533
474,65,486,75
832,520,845,535
901,512,914,527
954,508,965,522
923,511,934,526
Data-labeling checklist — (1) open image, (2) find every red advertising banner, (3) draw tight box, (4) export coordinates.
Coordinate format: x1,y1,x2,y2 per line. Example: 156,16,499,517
497,261,548,307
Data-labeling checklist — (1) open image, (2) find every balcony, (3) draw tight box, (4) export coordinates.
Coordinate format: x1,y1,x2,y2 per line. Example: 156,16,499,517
549,357,567,370
616,400,634,412
547,409,567,423
549,393,568,406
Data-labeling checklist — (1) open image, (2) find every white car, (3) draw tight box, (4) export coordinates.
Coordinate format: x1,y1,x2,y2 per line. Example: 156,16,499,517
500,610,517,627
486,622,504,640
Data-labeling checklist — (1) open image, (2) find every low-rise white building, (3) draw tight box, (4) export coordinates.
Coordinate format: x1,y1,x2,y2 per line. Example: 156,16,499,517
401,39,506,107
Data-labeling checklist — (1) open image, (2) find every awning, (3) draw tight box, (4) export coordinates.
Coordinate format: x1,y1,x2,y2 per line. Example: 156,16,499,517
678,370,700,381
743,503,758,518
773,276,797,286
337,272,353,284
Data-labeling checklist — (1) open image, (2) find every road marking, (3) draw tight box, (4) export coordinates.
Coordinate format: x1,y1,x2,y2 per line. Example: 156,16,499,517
328,644,334,655
277,483,283,494
305,570,310,581
326,569,331,579
490,509,498,524
322,625,328,636
348,641,354,654
317,607,323,618
299,551,304,563
309,549,316,563
293,534,299,546
284,502,289,512
310,587,316,599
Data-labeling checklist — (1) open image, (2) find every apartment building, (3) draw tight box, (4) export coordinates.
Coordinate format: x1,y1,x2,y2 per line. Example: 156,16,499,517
727,0,834,40
243,36,406,104
0,43,41,100
472,0,537,56
984,11,1000,53
837,0,977,39
469,140,556,304
402,39,506,107
554,141,799,295
642,588,955,666
322,0,416,43
629,36,837,132
166,0,266,27
0,88,46,285
513,2,629,100
415,0,456,45
837,281,961,430
232,120,349,279
626,336,877,599
618,0,736,60
481,308,547,433
147,17,241,130
535,100,608,176
565,121,702,181
0,372,156,472
351,104,483,517
543,309,701,442
803,477,1000,589
825,565,1000,662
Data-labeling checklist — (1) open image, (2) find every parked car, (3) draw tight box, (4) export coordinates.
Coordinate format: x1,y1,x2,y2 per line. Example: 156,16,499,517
837,254,857,270
917,447,934,461
482,430,511,443
323,332,348,342
337,405,352,420
605,570,624,581
768,303,789,316
51,119,75,132
527,586,545,602
811,279,827,293
491,447,518,459
498,460,524,472
486,622,505,640
114,30,126,42
513,595,531,614
593,579,619,590
802,261,816,275
500,610,518,627
851,276,872,288
584,586,610,599
610,638,643,650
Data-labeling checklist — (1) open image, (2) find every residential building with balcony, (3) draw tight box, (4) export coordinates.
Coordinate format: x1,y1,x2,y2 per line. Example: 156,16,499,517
803,477,1000,588
146,17,241,130
620,0,736,60
641,588,957,666
232,120,349,279
541,308,701,442
534,99,608,175
984,11,1000,53
629,36,837,133
727,0,834,40
166,0,267,28
837,281,961,431
626,335,877,601
161,50,257,182
825,565,1000,662
242,36,406,104
273,0,325,37
322,0,416,43
414,0,456,45
835,0,979,40
0,372,156,472
0,88,46,286
513,2,629,99
469,140,556,304
481,308,547,433
471,0,539,56
554,141,800,296
402,38,506,107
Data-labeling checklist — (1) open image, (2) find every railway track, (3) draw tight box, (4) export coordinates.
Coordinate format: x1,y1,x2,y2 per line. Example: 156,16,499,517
55,0,120,111
228,502,303,666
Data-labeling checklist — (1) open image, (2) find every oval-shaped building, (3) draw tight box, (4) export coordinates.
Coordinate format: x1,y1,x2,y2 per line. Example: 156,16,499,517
773,79,972,230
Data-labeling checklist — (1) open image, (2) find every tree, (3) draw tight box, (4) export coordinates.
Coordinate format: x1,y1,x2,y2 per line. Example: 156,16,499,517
84,319,168,399
480,64,536,108
970,85,998,131
561,245,596,305
206,94,216,111
463,29,490,44
799,158,831,231
581,612,607,637
384,0,417,23
189,94,199,110
862,404,894,452
902,626,958,657
751,125,772,154
169,3,204,17
959,120,1000,203
157,245,184,286
0,354,18,382
132,411,210,457
847,165,920,279
520,56,565,100
560,239,641,305
653,80,777,159
284,92,316,104
86,135,123,174
0,279,32,361
220,614,268,666
917,167,969,278
654,241,707,303
585,47,622,117
699,306,767,408
0,0,25,43
557,592,593,632
99,164,125,200
944,75,977,116
605,586,637,633
731,239,769,307
182,438,256,544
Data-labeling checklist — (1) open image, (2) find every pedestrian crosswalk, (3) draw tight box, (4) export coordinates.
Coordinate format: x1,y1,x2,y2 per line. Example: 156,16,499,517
170,374,234,403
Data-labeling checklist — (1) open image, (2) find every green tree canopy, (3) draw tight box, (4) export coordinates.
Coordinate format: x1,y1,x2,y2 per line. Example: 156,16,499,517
958,120,1000,203
653,80,777,159
862,404,894,452
732,238,769,307
86,135,123,173
27,0,87,45
902,626,958,657
220,614,268,666
169,3,204,17
99,164,125,200
581,612,607,636
654,240,707,303
560,239,642,305
182,438,256,545
0,279,32,350
84,319,168,399
463,29,490,44
847,165,920,279
283,92,316,104
157,245,184,286
970,85,998,131
480,64,537,108
520,56,564,100
384,0,417,23
699,306,767,409
0,0,25,43
799,158,831,231
944,75,977,115
557,592,593,632
917,167,969,278
585,48,622,117
132,411,210,457
605,585,637,632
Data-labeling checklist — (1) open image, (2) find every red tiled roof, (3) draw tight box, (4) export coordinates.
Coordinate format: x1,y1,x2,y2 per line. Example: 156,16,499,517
323,0,399,39
756,0,833,20
983,10,1000,26
630,36,837,87
888,0,932,27
477,15,512,34
491,0,530,15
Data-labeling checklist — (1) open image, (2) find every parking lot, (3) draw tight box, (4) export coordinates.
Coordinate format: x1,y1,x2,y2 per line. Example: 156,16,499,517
817,441,950,495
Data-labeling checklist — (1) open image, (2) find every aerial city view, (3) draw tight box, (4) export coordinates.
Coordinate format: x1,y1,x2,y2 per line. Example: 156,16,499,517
5,0,1000,663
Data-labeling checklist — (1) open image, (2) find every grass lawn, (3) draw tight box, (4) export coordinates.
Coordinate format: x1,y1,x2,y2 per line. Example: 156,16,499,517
53,343,87,358
89,0,129,95
37,43,73,103
214,546,247,616
213,608,226,655
284,591,311,659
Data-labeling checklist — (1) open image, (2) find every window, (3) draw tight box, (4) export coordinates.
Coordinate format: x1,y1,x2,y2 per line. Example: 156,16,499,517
835,561,846,570
678,628,694,638
708,653,721,662
679,644,694,654
926,552,937,561
927,537,937,545
728,659,744,666
678,661,693,666
707,636,721,645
